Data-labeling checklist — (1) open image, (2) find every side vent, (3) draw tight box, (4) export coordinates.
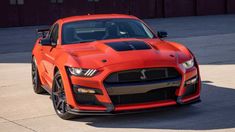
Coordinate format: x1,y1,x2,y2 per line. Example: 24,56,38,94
105,41,151,51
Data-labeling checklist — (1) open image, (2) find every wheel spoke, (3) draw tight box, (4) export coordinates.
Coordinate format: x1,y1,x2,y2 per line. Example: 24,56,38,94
55,79,61,89
53,91,60,96
59,78,64,90
61,100,66,113
53,74,68,114
56,99,62,109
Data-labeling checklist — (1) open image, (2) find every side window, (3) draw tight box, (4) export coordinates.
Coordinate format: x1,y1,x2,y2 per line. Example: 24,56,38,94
50,24,59,44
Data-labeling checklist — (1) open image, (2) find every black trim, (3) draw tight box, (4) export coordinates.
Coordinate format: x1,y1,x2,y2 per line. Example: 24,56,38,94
67,103,114,115
105,78,181,95
67,97,201,116
67,98,200,116
183,76,199,98
72,85,104,106
41,85,52,94
176,96,201,105
183,83,198,97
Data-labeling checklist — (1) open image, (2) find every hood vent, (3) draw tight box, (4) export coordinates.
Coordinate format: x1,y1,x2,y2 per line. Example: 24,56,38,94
105,41,151,51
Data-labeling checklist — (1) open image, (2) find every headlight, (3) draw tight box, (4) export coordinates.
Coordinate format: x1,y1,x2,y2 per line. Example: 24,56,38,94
68,67,97,77
182,58,194,69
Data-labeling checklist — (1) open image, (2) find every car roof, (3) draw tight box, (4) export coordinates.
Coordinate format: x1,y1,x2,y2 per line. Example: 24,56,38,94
60,14,139,24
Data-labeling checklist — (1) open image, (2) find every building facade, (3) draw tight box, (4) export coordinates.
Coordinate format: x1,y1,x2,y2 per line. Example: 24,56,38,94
0,0,235,27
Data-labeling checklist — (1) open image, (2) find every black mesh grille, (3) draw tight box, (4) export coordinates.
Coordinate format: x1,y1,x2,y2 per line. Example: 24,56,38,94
74,94,102,106
104,68,180,84
110,87,177,105
104,68,180,105
183,83,198,97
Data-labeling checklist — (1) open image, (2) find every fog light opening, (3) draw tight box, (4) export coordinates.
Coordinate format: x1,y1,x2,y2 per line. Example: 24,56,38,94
185,77,198,86
77,88,96,94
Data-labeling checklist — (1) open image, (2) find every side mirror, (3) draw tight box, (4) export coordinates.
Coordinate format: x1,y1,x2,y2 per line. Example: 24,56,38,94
157,31,168,38
40,38,51,46
37,28,49,38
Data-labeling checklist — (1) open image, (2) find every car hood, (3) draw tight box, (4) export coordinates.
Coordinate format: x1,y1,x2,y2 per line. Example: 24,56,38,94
62,38,192,69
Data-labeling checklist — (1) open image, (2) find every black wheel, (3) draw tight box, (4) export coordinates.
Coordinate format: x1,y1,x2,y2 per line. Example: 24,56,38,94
51,71,76,120
32,57,45,94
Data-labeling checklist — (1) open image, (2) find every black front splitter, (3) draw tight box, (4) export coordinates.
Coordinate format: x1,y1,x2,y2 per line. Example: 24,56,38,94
67,97,201,116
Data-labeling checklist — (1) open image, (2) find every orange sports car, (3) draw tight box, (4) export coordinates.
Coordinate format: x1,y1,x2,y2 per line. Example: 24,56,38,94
32,14,201,119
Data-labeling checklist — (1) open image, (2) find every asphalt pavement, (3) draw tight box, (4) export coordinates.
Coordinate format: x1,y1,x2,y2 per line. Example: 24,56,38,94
0,15,235,132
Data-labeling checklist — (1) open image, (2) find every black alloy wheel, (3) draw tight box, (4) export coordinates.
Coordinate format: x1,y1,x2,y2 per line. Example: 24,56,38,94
52,71,76,120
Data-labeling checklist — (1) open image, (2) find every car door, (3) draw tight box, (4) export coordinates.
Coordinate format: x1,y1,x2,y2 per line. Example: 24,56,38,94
41,24,59,88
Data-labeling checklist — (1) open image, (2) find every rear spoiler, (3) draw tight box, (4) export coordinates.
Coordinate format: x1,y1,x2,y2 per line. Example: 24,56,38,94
36,28,49,38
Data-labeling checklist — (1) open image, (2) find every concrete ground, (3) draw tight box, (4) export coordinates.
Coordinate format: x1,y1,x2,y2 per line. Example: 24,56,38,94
0,15,235,132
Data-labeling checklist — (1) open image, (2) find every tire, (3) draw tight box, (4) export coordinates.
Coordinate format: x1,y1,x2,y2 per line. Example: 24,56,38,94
32,57,45,94
51,71,76,120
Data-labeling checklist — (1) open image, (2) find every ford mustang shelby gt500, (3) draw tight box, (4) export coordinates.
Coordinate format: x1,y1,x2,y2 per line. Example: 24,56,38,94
32,14,201,119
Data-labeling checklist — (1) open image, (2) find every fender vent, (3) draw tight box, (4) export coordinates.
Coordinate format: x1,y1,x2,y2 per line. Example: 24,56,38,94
105,41,151,51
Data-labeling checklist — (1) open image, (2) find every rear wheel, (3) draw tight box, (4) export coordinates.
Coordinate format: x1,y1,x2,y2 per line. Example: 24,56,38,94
31,57,45,94
51,71,76,120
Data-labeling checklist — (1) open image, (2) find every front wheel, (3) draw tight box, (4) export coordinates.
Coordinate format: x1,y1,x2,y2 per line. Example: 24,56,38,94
31,57,45,94
51,71,76,120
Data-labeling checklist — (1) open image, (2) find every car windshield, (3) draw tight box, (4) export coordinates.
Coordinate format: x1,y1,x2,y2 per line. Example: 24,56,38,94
62,19,155,44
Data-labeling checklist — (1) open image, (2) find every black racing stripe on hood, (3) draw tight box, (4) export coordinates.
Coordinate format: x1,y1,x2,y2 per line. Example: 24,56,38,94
105,41,151,51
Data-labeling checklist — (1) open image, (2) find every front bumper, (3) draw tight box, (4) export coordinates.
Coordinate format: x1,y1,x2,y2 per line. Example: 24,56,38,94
65,65,201,114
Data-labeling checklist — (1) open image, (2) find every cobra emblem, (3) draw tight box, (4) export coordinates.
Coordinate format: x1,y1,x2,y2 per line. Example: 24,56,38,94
140,69,147,80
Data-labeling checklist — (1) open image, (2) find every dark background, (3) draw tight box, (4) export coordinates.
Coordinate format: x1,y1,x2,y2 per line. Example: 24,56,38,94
0,0,235,27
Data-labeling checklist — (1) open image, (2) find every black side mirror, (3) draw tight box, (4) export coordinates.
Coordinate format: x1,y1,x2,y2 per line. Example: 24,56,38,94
157,31,168,38
37,28,49,38
40,38,51,46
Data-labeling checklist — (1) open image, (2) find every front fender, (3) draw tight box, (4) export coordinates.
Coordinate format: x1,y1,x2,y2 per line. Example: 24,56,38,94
53,52,80,107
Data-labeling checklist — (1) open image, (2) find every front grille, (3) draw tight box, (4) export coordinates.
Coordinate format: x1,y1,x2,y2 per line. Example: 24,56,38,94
104,67,180,84
104,68,180,105
110,87,177,105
